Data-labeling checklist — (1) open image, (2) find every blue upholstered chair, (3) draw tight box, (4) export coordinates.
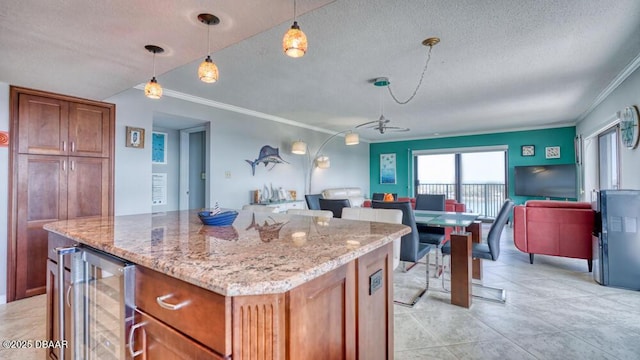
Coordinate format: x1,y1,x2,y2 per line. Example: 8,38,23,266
372,200,432,307
441,199,514,303
415,194,446,275
305,194,322,210
318,198,351,218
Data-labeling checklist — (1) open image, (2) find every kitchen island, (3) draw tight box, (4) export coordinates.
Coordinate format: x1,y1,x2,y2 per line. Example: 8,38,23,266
44,209,410,360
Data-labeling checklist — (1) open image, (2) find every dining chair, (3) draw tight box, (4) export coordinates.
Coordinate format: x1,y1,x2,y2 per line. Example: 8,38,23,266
441,199,514,303
372,200,433,307
304,194,323,210
372,193,397,201
242,204,277,213
342,207,403,270
318,198,351,218
415,194,446,275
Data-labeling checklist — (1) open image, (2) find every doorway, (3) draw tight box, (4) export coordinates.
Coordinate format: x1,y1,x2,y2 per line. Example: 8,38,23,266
179,125,209,210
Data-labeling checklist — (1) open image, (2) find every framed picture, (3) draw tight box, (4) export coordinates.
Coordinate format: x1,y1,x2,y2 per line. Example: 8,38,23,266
521,145,535,157
125,126,145,148
380,153,397,184
152,131,167,164
545,146,560,159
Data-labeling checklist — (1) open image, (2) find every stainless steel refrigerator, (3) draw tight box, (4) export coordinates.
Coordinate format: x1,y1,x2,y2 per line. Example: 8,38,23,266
592,189,640,289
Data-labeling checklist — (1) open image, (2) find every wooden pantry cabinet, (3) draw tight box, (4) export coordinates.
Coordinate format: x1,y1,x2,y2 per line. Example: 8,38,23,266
8,86,114,301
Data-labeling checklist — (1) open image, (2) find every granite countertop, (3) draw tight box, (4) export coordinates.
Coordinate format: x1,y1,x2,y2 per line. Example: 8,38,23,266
43,210,410,296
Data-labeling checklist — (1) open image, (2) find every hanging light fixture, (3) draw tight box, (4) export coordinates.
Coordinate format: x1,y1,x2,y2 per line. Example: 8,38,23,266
316,155,330,169
291,140,307,155
197,13,220,83
384,37,440,105
345,132,359,146
144,45,164,99
282,0,307,58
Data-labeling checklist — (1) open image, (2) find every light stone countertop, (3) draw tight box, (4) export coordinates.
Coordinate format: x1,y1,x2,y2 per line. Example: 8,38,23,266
44,210,410,296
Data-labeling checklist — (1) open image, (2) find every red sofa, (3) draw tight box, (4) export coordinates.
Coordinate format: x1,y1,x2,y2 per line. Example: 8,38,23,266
513,200,594,271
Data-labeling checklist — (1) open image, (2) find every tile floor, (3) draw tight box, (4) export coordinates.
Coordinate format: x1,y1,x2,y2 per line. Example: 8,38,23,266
393,224,640,359
1,224,639,359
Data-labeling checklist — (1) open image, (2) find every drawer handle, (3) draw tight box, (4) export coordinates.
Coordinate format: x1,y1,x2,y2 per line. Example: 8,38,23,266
128,321,147,358
156,294,190,310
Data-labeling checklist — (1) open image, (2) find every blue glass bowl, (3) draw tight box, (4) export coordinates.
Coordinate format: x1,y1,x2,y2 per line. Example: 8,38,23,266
198,210,238,226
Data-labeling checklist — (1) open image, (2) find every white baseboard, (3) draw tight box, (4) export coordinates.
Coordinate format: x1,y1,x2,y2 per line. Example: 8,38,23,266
0,295,6,305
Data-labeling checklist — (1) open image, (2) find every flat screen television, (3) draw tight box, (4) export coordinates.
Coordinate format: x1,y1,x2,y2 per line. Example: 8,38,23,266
514,164,577,199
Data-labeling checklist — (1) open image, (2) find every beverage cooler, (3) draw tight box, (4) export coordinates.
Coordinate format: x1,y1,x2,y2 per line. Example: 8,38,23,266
56,246,136,360
592,189,640,290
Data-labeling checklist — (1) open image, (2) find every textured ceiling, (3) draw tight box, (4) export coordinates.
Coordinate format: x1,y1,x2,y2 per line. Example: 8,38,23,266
2,0,640,141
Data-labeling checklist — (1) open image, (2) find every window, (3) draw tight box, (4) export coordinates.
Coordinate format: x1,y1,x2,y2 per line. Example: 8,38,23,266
597,126,619,190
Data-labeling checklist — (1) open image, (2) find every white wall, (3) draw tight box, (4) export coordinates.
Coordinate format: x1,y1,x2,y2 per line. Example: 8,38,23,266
107,88,370,214
576,65,640,198
0,82,9,303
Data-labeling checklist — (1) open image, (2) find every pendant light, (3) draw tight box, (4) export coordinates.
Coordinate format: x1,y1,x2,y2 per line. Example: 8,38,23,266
282,0,307,58
197,13,220,83
144,45,164,99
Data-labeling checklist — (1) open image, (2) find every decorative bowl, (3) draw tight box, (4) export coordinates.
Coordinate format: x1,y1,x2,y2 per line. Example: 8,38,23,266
198,210,238,226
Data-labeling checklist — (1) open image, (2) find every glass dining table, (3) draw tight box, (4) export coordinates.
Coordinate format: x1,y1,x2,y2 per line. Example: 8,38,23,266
414,209,482,308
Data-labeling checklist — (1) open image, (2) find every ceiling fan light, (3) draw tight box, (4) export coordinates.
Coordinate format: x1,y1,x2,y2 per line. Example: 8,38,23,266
345,132,359,145
291,140,307,155
316,155,330,169
144,77,162,99
283,22,307,58
198,56,219,83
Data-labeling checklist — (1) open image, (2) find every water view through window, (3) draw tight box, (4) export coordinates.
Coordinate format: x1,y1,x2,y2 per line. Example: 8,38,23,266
415,150,506,218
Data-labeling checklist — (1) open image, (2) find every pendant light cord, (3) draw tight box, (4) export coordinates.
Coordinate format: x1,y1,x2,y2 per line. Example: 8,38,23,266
387,45,434,105
293,0,297,21
152,51,156,77
206,20,211,55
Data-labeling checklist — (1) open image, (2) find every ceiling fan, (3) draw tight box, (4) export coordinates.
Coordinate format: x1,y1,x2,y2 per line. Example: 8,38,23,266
355,114,410,134
356,77,410,134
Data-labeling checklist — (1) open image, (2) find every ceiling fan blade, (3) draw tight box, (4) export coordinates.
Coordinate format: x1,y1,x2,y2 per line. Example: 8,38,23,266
355,120,379,129
384,126,410,132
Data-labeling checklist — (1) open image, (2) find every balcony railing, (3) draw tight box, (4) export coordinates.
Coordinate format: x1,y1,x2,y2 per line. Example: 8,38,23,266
416,183,506,219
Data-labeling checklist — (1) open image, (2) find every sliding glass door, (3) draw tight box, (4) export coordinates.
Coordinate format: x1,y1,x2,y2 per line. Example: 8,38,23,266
414,148,507,218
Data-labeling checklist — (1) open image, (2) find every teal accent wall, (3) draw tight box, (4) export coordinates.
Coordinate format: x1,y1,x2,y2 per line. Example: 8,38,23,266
369,126,576,205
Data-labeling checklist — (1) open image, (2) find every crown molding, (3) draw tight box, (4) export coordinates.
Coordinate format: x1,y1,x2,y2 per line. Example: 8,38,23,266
576,51,640,123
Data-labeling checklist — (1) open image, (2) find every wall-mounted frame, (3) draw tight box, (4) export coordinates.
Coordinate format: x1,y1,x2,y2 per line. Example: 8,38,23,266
521,145,535,157
125,126,145,148
152,131,167,164
545,146,560,159
380,153,397,184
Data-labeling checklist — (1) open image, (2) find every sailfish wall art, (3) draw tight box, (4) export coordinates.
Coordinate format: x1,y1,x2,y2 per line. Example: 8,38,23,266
246,145,288,176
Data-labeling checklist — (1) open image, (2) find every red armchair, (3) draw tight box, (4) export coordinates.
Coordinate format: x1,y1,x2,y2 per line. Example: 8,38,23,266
513,200,594,271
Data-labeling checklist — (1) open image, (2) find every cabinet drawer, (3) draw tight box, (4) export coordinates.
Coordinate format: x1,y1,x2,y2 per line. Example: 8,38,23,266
132,310,226,360
135,266,231,356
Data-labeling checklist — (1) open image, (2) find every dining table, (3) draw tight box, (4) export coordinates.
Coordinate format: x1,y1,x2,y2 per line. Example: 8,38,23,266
414,209,482,308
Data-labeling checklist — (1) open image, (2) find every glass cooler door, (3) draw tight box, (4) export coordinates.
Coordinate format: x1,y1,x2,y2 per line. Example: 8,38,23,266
72,247,135,359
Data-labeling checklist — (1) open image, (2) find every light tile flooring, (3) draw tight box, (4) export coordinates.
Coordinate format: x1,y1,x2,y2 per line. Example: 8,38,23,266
1,225,639,359
394,224,640,359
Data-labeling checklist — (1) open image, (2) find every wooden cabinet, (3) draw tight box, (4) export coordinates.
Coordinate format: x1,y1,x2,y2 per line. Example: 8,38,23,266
9,86,114,301
45,260,72,360
17,93,110,157
131,310,225,360
46,234,75,360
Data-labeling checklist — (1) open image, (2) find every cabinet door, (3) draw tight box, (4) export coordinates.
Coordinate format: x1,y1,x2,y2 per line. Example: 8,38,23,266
68,102,111,158
46,260,72,360
131,310,225,360
17,93,69,155
67,157,110,219
16,155,67,299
